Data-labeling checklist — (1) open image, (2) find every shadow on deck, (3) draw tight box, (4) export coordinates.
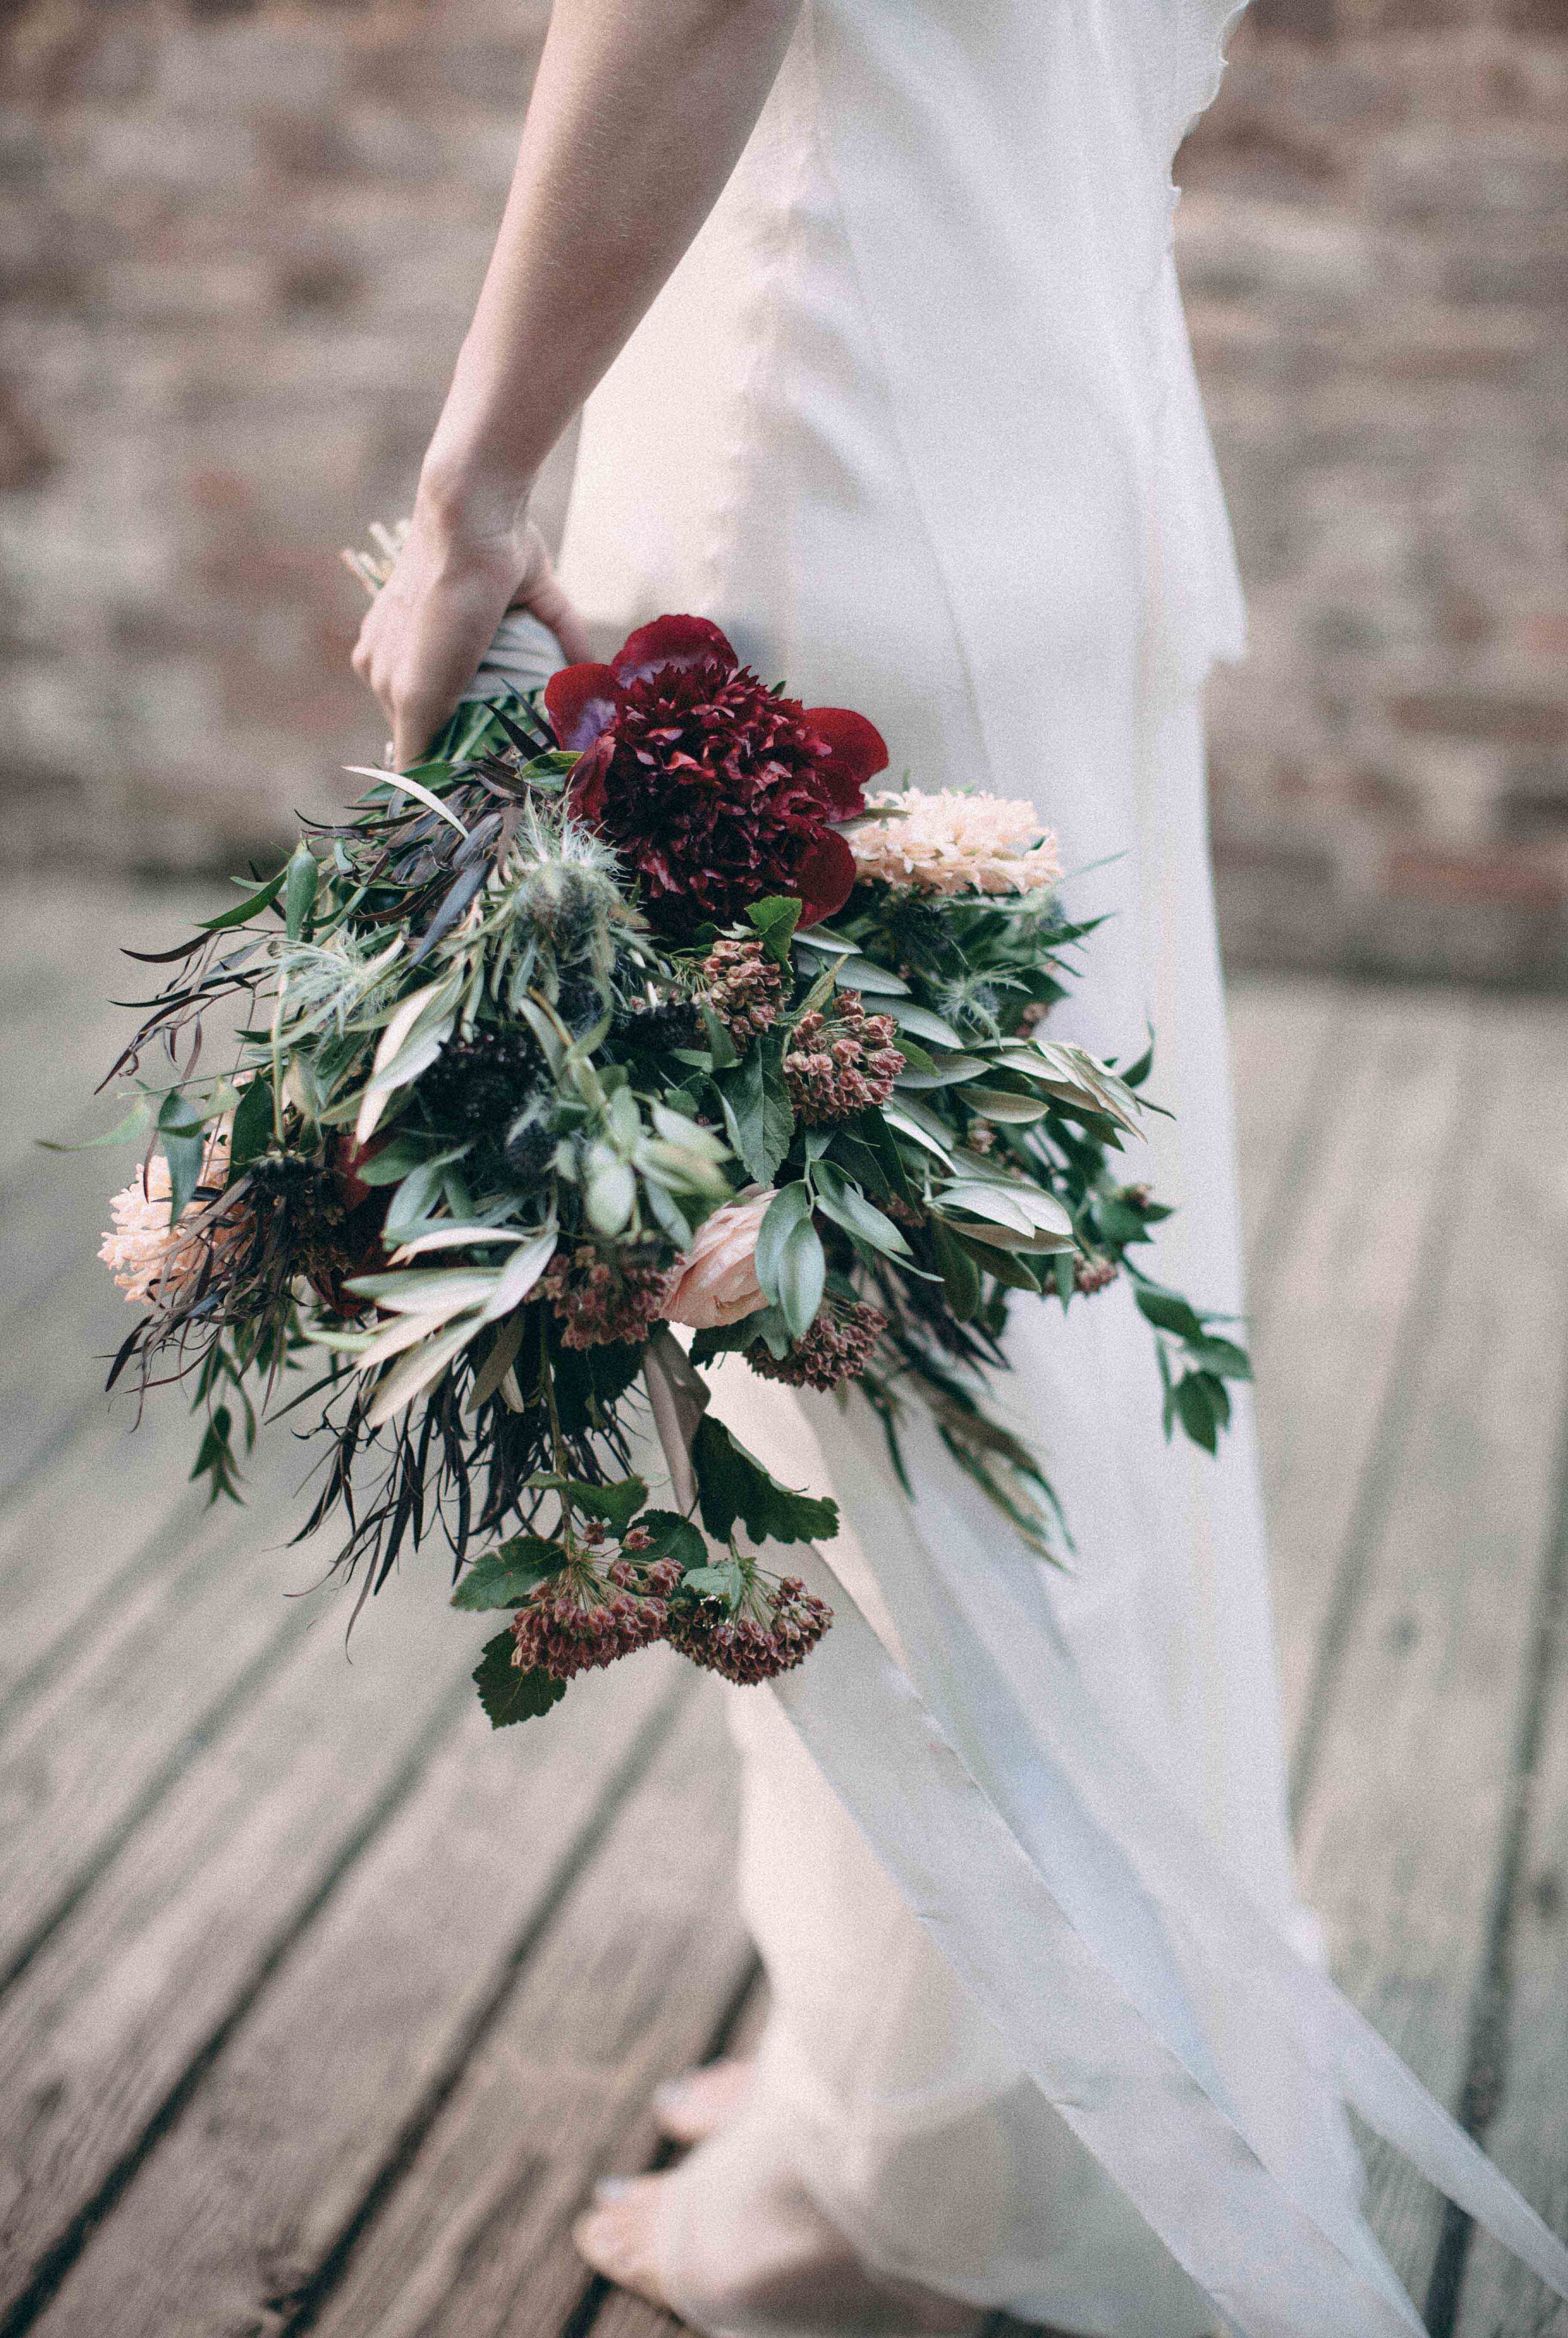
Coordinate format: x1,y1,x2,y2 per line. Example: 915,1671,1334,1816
1,875,1566,2338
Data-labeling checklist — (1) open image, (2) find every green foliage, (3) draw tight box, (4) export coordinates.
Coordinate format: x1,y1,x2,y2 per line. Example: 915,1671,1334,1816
631,1508,709,1570
691,1415,839,1547
450,1537,563,1611
527,1473,648,1529
746,895,803,964
472,1633,568,1728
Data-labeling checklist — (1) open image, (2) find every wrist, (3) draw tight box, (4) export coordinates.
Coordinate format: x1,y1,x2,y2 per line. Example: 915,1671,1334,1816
414,447,538,554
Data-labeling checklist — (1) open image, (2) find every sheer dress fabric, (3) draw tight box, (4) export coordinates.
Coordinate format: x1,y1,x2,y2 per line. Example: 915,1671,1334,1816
553,3,1568,2332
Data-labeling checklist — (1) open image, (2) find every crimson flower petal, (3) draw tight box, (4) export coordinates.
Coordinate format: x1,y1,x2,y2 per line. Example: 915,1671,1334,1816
564,732,613,824
612,615,736,687
792,830,859,926
544,663,626,752
803,707,888,814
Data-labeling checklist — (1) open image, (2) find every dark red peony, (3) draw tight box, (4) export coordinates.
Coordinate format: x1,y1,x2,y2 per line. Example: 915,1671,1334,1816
544,615,887,932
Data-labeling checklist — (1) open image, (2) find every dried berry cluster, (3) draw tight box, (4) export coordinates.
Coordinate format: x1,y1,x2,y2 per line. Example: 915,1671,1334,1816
750,1299,888,1394
420,1027,545,1133
783,992,905,1126
668,1574,834,1685
1073,1256,1119,1296
701,935,785,1045
510,1555,684,1678
542,1243,673,1349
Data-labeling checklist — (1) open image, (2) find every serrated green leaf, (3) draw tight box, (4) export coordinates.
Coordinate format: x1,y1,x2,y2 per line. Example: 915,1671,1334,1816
472,1634,568,1727
746,895,803,964
451,1538,563,1611
718,1047,793,1185
691,1415,839,1546
527,1473,649,1530
632,1508,709,1569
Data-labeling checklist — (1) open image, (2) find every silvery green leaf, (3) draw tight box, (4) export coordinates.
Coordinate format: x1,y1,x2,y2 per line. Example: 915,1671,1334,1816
585,1157,637,1235
884,999,968,1048
894,1054,988,1090
958,1083,1051,1124
882,1099,955,1158
349,1268,500,1319
480,1226,559,1321
936,1182,1042,1235
826,955,909,996
365,1316,484,1427
390,1222,541,1261
948,1219,1076,1256
605,1084,642,1148
755,1182,813,1306
776,1215,826,1340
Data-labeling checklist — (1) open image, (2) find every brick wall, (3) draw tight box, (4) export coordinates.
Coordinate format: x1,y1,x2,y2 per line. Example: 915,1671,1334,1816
0,0,551,869
3,0,1566,979
1179,0,1568,981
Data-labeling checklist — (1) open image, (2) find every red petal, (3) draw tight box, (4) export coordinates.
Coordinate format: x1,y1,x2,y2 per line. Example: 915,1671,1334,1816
565,733,613,823
793,830,858,926
804,707,888,813
544,663,625,752
612,615,736,687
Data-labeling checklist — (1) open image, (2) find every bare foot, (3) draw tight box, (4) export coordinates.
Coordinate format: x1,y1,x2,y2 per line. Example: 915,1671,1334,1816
573,2176,672,2310
573,2169,984,2333
651,2057,755,2144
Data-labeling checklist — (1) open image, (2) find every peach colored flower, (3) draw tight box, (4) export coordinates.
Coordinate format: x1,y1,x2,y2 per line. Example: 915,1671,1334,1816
850,788,1062,897
100,1126,238,1307
660,1193,774,1330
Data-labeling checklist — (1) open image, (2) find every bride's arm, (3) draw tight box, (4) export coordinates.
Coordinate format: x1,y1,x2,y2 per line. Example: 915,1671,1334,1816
354,0,802,766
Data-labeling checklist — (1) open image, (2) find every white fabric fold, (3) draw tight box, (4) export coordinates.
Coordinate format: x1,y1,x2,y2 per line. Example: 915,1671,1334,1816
768,1392,1568,2332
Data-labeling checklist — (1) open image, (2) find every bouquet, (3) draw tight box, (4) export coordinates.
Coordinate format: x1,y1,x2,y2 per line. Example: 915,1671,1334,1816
92,605,1249,1727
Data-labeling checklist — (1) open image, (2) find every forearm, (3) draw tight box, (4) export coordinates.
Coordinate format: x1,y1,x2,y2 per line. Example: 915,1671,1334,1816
423,0,802,528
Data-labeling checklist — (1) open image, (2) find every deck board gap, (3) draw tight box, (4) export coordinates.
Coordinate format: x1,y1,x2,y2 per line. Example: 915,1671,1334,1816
1288,1011,1486,1822
0,1668,482,2338
0,1602,315,2005
274,1685,693,2338
1421,1349,1568,2338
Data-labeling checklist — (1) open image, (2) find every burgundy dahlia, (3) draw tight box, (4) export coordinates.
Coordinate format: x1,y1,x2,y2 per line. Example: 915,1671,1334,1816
544,616,887,933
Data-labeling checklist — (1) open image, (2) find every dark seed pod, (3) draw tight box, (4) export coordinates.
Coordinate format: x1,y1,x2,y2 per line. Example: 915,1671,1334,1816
419,1025,545,1134
502,1111,558,1186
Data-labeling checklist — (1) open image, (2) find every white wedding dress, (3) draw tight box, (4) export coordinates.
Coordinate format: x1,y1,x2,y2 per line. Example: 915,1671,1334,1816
543,2,1568,2331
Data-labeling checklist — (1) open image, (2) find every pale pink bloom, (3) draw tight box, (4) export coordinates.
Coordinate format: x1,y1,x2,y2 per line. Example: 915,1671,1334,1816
99,1126,235,1307
851,788,1062,897
660,1193,774,1330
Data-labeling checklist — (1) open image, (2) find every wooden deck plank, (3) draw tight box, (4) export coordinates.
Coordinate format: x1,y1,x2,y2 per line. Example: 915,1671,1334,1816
28,1658,691,2338
0,1567,477,2318
1452,1492,1568,2338
1291,998,1568,2302
305,1688,749,2338
1226,975,1344,1286
1250,987,1475,1742
0,1441,318,1983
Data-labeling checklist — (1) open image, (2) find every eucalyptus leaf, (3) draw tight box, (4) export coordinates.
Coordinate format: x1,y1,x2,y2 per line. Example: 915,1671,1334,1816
776,1214,826,1339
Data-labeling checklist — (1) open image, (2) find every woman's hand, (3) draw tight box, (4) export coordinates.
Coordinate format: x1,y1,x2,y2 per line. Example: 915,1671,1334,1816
351,502,595,770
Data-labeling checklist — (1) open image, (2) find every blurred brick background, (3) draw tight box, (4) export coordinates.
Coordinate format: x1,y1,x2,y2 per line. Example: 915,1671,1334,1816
1,0,1566,980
